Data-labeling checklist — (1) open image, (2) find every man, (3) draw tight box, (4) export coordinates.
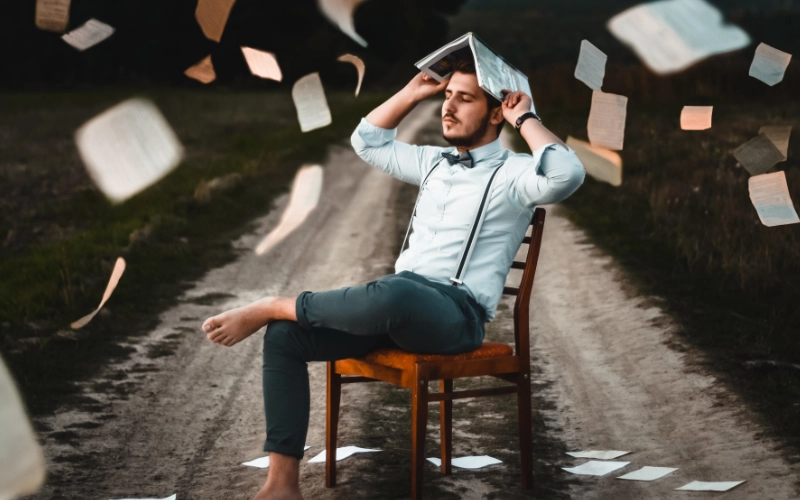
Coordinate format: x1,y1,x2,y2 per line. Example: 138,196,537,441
201,56,585,500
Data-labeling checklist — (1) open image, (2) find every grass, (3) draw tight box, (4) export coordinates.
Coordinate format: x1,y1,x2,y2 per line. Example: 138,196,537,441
0,88,385,416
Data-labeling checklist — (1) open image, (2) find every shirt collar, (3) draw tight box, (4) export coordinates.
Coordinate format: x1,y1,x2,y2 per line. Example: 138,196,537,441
449,137,504,166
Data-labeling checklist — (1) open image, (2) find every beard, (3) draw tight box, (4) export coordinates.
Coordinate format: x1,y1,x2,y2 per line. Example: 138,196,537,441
442,111,491,148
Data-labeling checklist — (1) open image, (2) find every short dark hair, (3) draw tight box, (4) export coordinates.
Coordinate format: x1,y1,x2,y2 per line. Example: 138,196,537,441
450,55,504,136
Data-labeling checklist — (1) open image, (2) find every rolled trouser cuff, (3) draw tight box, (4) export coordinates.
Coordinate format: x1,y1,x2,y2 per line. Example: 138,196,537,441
295,291,313,330
263,439,306,460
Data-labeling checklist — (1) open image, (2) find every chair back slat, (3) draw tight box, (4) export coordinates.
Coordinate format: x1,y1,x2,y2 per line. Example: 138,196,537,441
511,208,546,359
502,286,519,296
510,261,525,270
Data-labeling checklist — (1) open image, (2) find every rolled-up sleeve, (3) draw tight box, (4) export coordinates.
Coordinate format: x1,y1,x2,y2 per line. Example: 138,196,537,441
504,143,586,208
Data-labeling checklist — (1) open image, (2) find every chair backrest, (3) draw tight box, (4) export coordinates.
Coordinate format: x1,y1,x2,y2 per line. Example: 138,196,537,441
501,207,546,361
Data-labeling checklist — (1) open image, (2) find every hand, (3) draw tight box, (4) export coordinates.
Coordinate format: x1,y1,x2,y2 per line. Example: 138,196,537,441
501,90,532,124
403,72,449,102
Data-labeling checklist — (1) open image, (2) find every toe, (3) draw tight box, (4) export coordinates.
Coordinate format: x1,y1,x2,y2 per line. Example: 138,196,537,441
202,317,219,333
208,327,226,341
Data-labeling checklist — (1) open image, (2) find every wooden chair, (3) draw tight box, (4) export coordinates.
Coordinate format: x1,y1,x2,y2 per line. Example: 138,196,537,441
325,207,546,499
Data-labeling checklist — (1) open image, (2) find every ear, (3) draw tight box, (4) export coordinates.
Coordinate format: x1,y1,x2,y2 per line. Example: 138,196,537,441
489,105,504,126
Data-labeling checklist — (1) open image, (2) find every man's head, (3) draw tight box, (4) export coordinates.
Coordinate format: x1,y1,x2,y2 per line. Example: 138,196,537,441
441,56,505,149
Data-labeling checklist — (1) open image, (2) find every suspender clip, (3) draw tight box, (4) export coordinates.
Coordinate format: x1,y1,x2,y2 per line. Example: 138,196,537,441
449,277,463,286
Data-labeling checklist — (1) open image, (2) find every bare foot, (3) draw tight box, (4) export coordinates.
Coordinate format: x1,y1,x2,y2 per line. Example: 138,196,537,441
202,297,276,347
252,485,303,500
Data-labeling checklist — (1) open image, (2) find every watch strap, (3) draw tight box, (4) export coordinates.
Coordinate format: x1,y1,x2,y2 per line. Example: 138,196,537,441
515,111,542,131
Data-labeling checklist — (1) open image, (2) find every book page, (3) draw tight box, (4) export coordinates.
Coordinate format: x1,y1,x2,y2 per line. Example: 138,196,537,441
61,19,114,51
195,0,236,42
415,33,472,81
680,105,713,130
35,0,70,32
748,172,800,227
184,55,216,84
470,36,532,102
317,0,368,47
292,73,332,132
575,40,607,90
567,136,623,186
337,54,365,96
587,91,628,151
734,134,784,175
749,43,792,86
75,98,184,203
758,125,791,161
241,47,282,81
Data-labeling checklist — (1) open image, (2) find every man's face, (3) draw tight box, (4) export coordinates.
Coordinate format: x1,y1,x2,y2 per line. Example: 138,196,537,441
442,71,492,147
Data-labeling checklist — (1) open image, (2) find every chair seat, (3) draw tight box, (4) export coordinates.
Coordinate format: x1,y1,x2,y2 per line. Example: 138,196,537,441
358,342,514,371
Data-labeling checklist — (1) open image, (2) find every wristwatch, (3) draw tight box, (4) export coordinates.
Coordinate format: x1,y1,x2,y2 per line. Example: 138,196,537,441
515,111,542,132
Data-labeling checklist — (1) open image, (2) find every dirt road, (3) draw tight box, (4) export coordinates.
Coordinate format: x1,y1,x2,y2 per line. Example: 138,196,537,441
31,105,798,499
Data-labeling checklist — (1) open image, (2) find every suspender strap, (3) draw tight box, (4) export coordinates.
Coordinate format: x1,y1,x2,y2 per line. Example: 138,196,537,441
398,158,446,256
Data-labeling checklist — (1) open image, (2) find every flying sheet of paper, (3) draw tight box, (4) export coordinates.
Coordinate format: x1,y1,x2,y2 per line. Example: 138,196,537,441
255,165,323,255
61,19,114,51
588,91,628,151
748,171,800,227
195,0,236,42
184,56,216,84
0,357,46,500
675,480,745,492
35,0,70,32
607,0,750,74
563,460,630,476
426,456,502,469
337,54,365,96
734,134,784,176
617,466,678,481
71,257,126,329
566,136,622,187
75,98,184,203
575,40,607,90
317,0,368,47
241,47,283,82
759,125,791,161
566,450,630,460
307,446,379,463
680,106,713,130
112,496,177,500
292,73,332,133
749,43,792,86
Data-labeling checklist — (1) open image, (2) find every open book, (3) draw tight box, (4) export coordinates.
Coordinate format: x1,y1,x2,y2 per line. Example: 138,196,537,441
415,33,534,111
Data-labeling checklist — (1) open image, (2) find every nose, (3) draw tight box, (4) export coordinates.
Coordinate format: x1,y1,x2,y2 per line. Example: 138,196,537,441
442,99,456,117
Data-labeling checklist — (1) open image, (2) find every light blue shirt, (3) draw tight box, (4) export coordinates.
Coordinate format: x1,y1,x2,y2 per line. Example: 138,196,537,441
351,118,585,321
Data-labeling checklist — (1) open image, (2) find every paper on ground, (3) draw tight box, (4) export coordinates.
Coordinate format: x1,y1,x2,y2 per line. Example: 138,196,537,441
588,91,628,151
675,480,745,492
0,357,46,500
680,106,713,130
241,47,282,82
607,0,750,75
749,43,792,86
427,456,501,469
617,466,678,481
256,165,323,255
196,0,236,42
575,40,607,90
563,460,629,476
307,446,379,463
35,0,70,32
567,136,622,187
184,56,216,84
734,134,784,176
292,73,332,132
566,450,630,460
748,171,800,227
75,98,184,203
71,257,126,329
337,54,365,96
242,446,312,468
62,19,114,51
759,125,791,161
111,496,176,500
317,0,369,47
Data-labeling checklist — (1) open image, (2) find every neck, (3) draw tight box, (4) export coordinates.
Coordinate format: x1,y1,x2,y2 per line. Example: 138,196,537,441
455,134,497,153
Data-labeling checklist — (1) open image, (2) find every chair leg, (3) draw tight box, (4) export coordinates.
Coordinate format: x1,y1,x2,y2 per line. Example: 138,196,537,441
326,362,342,488
517,370,533,489
411,370,429,500
439,379,453,476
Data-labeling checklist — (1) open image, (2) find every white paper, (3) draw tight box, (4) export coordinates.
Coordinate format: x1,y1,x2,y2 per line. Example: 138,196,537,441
426,456,502,469
759,125,791,161
61,19,114,51
195,0,236,42
588,91,628,151
242,446,311,468
617,466,678,481
734,134,784,176
184,56,216,84
307,446,379,463
563,460,630,476
317,0,368,47
35,0,70,32
607,0,750,74
241,47,283,82
566,136,622,187
680,106,713,130
748,171,800,227
566,450,630,460
675,480,745,491
0,357,46,500
75,98,184,203
575,40,607,90
111,495,176,500
749,43,792,86
292,73,332,133
71,257,126,329
337,54,365,97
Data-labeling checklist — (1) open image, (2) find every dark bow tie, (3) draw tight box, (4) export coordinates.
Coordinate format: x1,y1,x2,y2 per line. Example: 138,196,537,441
441,151,473,169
